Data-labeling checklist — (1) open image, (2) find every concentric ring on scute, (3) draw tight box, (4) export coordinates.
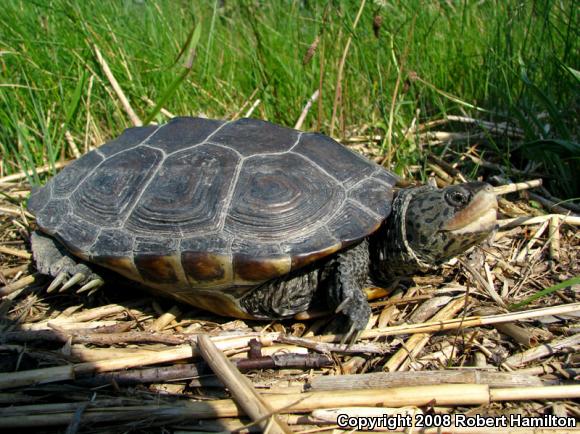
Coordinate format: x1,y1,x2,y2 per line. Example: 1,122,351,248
30,117,399,301
52,151,104,197
72,146,163,226
225,153,345,241
125,144,240,236
294,132,377,188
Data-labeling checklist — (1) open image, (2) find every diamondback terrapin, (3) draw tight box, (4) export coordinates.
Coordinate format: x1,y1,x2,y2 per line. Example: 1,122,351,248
28,117,498,336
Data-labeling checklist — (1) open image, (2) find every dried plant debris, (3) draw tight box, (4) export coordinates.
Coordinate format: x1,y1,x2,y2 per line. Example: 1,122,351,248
0,151,578,433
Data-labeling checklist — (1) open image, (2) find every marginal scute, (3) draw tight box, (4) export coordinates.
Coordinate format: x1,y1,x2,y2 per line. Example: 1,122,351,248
225,153,344,240
294,132,377,188
134,238,182,285
181,234,233,287
284,232,342,271
182,252,230,284
135,254,180,285
92,255,140,282
210,118,299,156
125,144,239,236
146,117,225,154
91,229,134,257
167,289,254,319
72,146,163,225
27,184,52,215
232,240,291,283
374,169,399,187
233,254,292,283
36,199,70,234
55,214,99,255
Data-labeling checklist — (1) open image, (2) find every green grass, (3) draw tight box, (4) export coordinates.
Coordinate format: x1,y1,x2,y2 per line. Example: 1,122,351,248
0,0,578,197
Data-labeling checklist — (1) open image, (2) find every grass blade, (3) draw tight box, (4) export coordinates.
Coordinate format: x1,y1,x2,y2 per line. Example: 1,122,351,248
143,23,202,125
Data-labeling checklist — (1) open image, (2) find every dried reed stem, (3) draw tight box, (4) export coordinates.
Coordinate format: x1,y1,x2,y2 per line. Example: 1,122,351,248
231,87,259,120
329,0,366,136
244,99,261,118
0,274,39,297
384,297,465,371
333,302,580,342
92,44,142,126
294,89,320,129
0,335,261,389
0,206,31,218
490,385,580,402
0,161,68,184
141,96,176,118
0,246,31,259
460,260,506,308
309,370,543,390
64,130,81,159
495,323,542,348
528,191,577,215
549,215,561,260
1,385,578,428
498,214,580,229
514,219,549,263
148,305,181,332
198,334,293,434
504,333,580,368
492,179,542,195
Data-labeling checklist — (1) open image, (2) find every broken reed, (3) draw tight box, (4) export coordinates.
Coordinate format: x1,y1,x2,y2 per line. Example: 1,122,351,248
0,302,577,390
0,384,578,428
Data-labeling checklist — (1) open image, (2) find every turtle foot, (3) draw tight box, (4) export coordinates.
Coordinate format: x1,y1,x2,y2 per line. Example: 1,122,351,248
324,240,371,344
324,283,370,344
31,231,104,295
332,292,371,344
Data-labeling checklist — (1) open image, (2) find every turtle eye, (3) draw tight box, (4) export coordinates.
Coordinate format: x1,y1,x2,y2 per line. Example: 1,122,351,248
445,189,469,207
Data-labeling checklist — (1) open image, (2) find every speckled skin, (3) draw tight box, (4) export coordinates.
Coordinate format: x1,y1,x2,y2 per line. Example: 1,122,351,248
371,183,496,280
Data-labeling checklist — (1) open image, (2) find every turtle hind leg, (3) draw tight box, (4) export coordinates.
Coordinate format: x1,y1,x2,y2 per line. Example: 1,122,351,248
30,231,104,294
324,240,371,343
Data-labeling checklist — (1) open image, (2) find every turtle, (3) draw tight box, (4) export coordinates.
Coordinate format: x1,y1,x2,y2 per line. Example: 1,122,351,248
28,117,498,337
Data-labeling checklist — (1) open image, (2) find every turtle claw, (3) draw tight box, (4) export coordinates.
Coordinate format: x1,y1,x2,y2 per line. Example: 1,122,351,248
47,272,67,293
87,287,101,297
76,278,104,294
334,296,352,314
32,231,105,295
59,272,86,292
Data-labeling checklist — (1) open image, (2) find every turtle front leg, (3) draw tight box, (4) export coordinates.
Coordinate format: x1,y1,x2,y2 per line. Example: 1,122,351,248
239,240,371,342
30,231,105,294
324,240,371,342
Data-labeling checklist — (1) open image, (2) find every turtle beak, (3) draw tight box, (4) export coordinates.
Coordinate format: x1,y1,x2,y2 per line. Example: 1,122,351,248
441,187,498,234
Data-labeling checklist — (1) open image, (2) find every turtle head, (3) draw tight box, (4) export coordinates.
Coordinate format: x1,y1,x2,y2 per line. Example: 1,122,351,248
371,182,498,278
402,182,498,265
